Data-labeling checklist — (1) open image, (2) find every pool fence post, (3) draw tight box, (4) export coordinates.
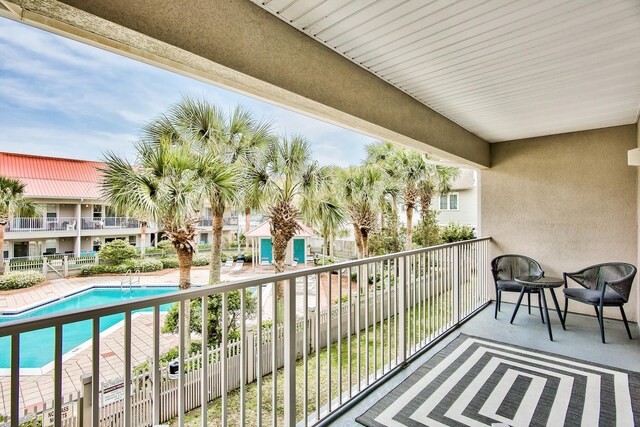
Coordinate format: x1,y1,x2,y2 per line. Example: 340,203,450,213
95,254,99,265
80,373,92,427
63,256,69,277
3,260,8,273
42,259,48,276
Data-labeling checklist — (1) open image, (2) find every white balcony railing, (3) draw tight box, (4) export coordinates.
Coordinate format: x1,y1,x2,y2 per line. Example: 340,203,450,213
81,217,141,230
0,238,490,427
5,217,77,232
198,216,239,227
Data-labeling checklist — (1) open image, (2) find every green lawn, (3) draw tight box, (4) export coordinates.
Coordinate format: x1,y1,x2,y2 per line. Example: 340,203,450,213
172,290,455,426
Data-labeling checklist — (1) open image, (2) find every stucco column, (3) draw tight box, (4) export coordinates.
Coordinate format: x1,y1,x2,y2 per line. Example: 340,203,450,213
75,202,81,257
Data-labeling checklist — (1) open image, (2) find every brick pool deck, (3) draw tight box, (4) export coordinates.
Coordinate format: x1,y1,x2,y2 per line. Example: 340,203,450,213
0,263,341,414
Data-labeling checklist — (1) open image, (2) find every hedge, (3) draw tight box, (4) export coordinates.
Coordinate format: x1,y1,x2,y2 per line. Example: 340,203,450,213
0,271,46,290
160,253,210,269
80,258,163,276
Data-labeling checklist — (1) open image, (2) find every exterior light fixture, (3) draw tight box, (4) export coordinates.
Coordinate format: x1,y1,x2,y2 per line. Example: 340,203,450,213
628,148,640,166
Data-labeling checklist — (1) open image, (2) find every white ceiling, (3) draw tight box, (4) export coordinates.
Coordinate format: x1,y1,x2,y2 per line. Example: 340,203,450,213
251,0,640,142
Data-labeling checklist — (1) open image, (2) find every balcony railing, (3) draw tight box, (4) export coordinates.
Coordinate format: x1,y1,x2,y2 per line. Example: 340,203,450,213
198,216,239,227
5,217,77,232
81,217,141,230
0,238,490,427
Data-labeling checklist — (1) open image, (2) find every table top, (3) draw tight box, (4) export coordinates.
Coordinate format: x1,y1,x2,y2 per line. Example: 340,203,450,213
515,276,564,288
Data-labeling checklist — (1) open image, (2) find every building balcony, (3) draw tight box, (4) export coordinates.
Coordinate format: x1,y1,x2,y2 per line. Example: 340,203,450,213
80,217,140,230
5,217,77,233
197,216,239,228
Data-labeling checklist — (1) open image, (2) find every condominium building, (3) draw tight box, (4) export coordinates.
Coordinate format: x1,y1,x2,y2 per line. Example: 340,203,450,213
0,152,240,260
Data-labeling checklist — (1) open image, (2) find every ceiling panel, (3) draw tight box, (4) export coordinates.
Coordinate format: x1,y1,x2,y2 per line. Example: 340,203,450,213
253,0,640,142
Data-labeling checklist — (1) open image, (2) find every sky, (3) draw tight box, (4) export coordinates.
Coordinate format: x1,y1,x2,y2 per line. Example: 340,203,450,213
0,18,374,167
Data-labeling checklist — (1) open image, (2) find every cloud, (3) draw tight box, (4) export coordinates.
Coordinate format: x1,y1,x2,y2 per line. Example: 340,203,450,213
0,17,374,166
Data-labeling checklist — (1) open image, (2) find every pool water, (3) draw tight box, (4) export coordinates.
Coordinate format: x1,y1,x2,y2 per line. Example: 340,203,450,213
0,287,178,369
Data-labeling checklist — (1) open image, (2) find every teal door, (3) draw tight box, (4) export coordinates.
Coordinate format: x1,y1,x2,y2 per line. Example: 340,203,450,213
260,238,273,262
293,239,305,263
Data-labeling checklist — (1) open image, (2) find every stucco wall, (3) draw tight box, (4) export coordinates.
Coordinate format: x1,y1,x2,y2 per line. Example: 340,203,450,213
481,125,638,322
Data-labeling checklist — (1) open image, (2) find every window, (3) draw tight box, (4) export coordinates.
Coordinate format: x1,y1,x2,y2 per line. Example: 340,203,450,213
92,237,102,252
129,235,137,246
105,205,117,217
46,204,57,221
439,193,459,210
93,205,102,220
200,233,209,245
44,239,57,255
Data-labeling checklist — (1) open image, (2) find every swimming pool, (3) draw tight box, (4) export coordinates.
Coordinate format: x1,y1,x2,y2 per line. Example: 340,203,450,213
0,287,178,371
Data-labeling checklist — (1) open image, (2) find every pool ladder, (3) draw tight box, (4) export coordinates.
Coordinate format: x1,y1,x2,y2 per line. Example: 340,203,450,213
121,269,141,289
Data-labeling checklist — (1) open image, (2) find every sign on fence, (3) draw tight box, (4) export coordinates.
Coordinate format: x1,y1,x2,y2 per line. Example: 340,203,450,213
42,403,72,427
102,378,125,406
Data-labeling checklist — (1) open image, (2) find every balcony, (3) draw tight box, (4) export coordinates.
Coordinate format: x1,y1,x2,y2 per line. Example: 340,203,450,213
198,216,239,228
0,239,492,426
81,217,141,230
5,217,77,232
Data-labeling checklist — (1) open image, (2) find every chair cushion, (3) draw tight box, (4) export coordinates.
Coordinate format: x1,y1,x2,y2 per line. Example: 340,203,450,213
496,280,525,292
563,287,625,304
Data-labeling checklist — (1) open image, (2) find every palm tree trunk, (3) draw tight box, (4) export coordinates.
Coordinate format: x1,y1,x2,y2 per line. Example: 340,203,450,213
244,207,251,251
176,246,192,347
406,205,414,250
329,234,334,259
0,224,5,275
361,229,369,258
323,235,329,258
140,221,147,257
353,224,363,259
209,211,224,285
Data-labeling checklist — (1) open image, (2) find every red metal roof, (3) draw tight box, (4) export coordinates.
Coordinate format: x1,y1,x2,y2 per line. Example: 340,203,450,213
0,152,103,199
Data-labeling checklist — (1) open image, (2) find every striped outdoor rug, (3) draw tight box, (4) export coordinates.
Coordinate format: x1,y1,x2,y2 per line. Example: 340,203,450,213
357,335,640,426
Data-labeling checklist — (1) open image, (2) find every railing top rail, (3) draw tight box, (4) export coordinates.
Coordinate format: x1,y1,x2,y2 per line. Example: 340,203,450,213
0,237,490,336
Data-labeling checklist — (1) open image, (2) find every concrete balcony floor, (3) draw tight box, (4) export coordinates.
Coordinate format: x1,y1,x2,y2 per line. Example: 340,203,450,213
330,302,640,426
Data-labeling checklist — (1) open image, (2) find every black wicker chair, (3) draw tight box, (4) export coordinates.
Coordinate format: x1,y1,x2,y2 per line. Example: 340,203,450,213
563,263,636,343
491,255,545,320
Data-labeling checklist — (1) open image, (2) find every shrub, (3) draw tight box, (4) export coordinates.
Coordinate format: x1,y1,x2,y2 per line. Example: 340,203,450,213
193,253,210,266
0,271,46,290
163,290,257,347
98,239,137,265
80,258,162,276
128,258,163,272
157,239,176,255
413,210,442,248
142,247,163,255
440,222,475,243
159,257,179,269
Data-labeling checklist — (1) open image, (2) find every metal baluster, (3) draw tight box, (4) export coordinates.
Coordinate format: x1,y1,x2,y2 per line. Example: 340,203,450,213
257,285,263,426
201,297,208,427
303,276,309,426
54,325,63,427
271,284,276,427
347,266,352,399
92,318,100,427
178,300,186,427
394,258,398,366
365,263,369,385
412,254,416,355
222,292,229,427
284,277,296,426
152,306,160,426
386,259,391,373
356,265,361,391
240,289,246,426
338,268,342,405
372,262,377,380
380,261,385,374
124,311,132,427
327,272,332,413
315,274,320,421
10,333,19,427
417,253,422,347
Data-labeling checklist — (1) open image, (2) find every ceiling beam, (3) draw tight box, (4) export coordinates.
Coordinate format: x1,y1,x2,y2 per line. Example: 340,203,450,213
5,0,490,167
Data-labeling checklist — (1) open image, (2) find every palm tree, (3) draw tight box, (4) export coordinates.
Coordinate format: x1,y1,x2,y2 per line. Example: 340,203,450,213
312,189,347,259
99,136,235,290
246,136,329,277
419,162,460,212
394,149,428,250
340,166,385,258
169,97,275,284
0,177,38,275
